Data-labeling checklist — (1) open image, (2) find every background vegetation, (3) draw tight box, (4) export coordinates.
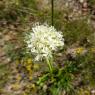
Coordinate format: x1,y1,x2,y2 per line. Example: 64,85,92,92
0,0,95,95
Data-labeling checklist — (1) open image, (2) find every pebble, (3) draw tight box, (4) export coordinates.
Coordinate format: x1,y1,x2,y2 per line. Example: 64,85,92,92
79,0,84,3
0,39,5,47
91,89,95,94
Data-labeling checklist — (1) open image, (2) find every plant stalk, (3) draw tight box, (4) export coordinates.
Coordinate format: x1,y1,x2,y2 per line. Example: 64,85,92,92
45,57,53,74
51,0,54,26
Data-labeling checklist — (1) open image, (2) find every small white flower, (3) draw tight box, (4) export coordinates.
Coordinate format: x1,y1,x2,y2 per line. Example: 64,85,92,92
25,23,64,61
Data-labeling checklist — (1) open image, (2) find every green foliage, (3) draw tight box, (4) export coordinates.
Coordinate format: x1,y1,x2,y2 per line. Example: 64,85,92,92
36,62,76,95
63,19,94,45
0,63,11,89
88,0,95,6
0,0,37,23
19,0,37,10
78,52,95,87
36,50,95,95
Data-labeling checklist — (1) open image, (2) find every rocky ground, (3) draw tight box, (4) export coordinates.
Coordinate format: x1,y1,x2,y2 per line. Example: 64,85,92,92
0,0,95,95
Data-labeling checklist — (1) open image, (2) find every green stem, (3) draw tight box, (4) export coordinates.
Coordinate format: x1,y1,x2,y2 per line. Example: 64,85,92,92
51,0,54,26
45,57,53,74
37,73,49,85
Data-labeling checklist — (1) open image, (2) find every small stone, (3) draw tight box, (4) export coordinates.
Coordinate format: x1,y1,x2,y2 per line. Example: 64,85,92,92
43,85,47,91
0,39,5,47
91,89,95,94
79,0,84,3
0,48,5,57
0,32,2,37
4,35,11,41
82,2,88,8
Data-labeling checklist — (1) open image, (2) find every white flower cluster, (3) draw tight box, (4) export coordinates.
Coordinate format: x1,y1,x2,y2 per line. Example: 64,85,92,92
26,24,64,61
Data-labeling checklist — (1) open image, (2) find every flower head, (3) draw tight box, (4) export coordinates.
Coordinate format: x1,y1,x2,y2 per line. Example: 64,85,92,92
25,23,64,61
